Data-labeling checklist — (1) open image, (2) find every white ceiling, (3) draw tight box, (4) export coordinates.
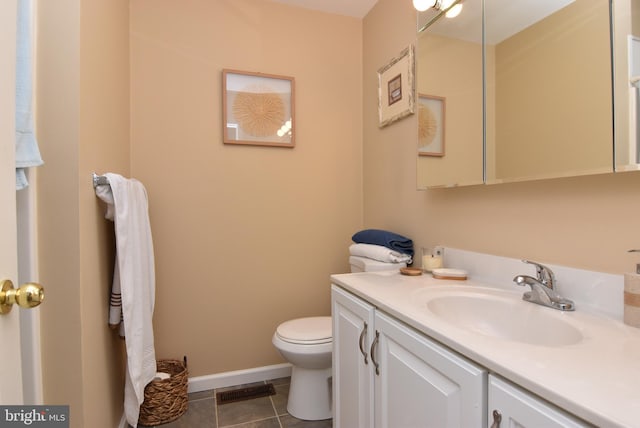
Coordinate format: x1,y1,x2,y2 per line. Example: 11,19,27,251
269,0,380,18
421,0,576,45
269,0,578,45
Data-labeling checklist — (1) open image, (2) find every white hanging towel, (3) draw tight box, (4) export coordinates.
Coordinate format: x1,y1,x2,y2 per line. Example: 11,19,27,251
94,183,125,336
95,173,156,428
15,0,43,190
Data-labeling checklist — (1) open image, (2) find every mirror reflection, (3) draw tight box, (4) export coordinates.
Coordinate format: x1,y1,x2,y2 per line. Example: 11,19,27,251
416,4,483,188
417,0,614,189
614,0,640,171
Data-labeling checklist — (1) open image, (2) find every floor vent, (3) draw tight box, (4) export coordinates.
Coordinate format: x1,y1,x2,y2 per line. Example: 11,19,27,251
216,383,276,405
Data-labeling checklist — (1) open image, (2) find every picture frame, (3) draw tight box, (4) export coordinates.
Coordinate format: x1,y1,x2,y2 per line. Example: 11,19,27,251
417,94,445,156
222,69,295,148
377,45,415,127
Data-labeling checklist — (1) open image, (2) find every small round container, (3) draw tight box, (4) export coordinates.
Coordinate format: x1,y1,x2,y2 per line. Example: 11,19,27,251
432,268,467,280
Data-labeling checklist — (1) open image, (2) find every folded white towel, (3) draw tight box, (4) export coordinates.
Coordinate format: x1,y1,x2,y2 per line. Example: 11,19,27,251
95,173,156,428
349,243,412,264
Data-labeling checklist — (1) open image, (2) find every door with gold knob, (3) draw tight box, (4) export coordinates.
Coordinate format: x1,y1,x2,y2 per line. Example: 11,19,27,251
1,0,26,404
0,280,44,315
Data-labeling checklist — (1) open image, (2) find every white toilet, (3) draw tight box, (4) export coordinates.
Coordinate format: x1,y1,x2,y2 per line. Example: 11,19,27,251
272,255,406,420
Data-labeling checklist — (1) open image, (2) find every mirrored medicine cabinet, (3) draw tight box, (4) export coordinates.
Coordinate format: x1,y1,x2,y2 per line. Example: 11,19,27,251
416,0,639,189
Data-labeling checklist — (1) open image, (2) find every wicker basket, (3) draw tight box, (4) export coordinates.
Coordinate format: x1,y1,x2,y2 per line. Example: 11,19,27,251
138,357,188,426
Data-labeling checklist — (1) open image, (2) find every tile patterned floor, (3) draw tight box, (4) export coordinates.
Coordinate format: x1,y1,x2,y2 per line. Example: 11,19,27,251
139,377,332,428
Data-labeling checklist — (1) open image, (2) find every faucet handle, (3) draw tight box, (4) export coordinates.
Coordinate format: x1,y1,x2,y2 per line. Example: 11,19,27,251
522,260,556,289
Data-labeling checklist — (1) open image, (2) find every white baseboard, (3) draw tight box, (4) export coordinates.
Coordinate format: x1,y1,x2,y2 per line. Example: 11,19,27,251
187,363,292,393
117,363,293,427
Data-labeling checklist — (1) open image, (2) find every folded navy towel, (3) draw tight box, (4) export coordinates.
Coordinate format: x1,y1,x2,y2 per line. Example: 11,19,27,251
352,229,414,257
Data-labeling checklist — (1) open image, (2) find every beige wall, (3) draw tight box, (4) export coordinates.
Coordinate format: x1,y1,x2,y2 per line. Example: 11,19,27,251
130,0,363,377
36,0,128,426
634,0,640,35
364,0,640,275
79,0,130,424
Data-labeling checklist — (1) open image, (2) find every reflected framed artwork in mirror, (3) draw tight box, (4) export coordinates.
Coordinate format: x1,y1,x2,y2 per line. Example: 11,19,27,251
418,94,445,156
222,69,295,148
378,45,415,127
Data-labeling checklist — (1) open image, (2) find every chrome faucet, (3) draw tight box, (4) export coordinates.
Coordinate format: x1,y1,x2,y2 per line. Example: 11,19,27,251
513,260,575,311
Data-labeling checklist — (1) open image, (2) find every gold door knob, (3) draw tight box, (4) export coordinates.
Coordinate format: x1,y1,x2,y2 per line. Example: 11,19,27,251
0,279,44,315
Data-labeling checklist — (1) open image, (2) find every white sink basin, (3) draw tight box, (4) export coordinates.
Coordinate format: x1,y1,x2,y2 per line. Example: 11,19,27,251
416,286,583,347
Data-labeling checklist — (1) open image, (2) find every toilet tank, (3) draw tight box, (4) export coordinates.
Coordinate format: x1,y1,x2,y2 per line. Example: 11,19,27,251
349,256,407,273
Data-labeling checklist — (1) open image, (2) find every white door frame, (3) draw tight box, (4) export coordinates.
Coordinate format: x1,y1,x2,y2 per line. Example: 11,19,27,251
17,0,43,403
0,0,25,404
17,176,43,404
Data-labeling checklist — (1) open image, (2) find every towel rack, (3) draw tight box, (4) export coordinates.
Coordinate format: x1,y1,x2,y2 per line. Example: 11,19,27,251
92,172,109,188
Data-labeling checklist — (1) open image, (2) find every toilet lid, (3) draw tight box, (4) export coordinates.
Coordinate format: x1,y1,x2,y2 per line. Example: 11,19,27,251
276,316,332,344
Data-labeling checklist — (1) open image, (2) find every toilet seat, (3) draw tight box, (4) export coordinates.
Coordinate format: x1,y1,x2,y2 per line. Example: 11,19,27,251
275,316,332,345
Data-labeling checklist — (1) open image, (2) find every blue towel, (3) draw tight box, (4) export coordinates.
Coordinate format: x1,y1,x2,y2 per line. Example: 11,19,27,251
352,229,414,257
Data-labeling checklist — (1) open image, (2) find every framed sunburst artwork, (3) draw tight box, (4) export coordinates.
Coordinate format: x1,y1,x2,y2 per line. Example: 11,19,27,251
417,94,445,157
222,69,295,148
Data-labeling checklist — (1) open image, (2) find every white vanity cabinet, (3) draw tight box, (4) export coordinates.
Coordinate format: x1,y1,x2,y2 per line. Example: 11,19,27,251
330,252,637,427
488,375,590,428
332,284,375,427
373,310,486,427
332,285,486,428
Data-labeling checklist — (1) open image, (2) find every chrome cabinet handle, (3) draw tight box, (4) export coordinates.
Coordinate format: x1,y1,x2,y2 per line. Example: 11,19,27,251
370,330,380,375
358,322,369,364
490,409,502,428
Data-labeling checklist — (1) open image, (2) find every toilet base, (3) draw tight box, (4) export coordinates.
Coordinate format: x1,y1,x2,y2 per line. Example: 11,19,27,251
287,365,332,421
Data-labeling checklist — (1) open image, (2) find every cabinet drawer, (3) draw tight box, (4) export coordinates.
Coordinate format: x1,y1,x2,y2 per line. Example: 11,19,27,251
488,375,592,428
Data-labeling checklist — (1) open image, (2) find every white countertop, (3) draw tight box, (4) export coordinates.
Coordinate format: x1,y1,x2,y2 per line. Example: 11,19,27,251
330,270,640,428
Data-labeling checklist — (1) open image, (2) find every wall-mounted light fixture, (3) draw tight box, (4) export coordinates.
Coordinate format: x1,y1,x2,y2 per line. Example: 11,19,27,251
412,0,463,18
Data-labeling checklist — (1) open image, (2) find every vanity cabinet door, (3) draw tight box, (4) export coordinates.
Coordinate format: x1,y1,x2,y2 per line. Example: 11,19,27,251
332,285,376,428
488,375,591,428
373,311,486,428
